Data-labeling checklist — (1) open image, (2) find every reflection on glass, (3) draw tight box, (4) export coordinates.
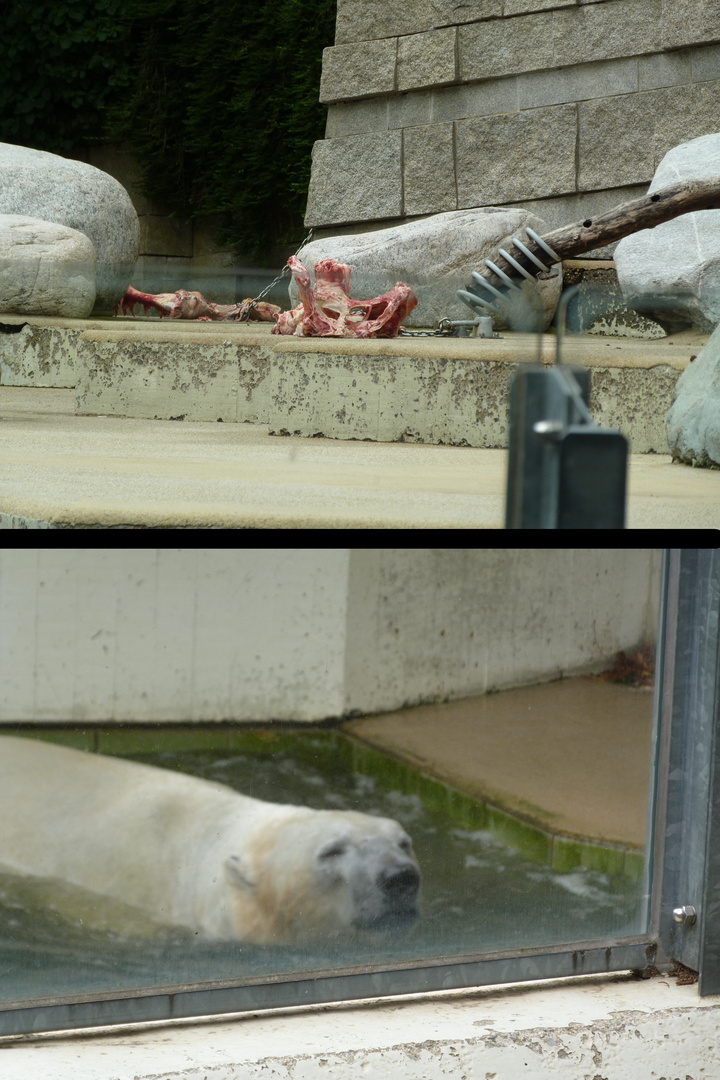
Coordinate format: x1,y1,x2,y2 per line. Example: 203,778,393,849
0,551,660,1009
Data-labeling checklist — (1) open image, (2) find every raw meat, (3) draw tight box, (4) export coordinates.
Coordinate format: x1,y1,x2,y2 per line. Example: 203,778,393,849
115,285,280,322
272,256,417,337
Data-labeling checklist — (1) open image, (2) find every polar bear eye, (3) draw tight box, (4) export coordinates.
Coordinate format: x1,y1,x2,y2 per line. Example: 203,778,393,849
319,841,347,860
399,837,412,853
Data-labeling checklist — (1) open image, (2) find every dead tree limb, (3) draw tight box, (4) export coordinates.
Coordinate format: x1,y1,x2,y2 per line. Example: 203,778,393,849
474,177,720,284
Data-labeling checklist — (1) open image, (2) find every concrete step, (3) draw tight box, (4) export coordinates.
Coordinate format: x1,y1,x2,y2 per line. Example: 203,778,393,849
1,387,719,529
0,315,708,453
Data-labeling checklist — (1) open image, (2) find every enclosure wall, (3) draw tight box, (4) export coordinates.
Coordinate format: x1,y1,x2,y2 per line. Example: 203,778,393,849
305,0,720,245
0,548,660,722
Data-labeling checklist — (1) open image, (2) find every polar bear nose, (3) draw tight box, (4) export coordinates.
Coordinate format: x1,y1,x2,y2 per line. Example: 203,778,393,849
379,864,420,902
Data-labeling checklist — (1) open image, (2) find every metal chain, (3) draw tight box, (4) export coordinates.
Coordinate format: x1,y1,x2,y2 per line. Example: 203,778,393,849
399,320,457,338
240,230,314,320
400,318,499,338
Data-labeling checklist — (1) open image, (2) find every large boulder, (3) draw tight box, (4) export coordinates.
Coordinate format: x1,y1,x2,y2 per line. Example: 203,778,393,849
0,142,139,313
666,323,720,465
0,214,96,318
615,134,720,333
293,208,562,330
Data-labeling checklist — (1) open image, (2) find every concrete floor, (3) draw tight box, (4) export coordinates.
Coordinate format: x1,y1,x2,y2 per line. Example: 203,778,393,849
344,676,654,849
0,387,718,528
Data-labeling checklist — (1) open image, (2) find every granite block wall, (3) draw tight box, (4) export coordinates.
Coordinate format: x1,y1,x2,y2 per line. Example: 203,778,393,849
305,0,720,244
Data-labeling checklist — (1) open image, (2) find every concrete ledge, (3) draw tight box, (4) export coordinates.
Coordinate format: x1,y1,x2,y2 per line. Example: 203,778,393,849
76,323,701,453
0,315,115,388
2,974,718,1079
1,316,708,452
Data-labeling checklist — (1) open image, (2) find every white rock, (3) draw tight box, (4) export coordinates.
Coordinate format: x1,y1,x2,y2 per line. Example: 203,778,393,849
0,142,139,312
294,208,562,330
615,133,720,332
665,323,720,465
0,214,96,318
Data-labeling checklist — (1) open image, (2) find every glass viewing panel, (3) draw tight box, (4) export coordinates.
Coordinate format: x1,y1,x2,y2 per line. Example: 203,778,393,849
0,549,662,1028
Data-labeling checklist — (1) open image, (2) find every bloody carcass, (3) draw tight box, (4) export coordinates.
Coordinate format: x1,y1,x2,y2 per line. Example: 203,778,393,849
272,256,417,337
115,285,280,322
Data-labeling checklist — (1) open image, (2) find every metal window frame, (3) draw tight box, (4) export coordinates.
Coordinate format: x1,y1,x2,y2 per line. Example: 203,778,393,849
1,547,717,1037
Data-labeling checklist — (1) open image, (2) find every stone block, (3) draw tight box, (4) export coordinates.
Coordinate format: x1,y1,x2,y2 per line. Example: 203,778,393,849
186,262,237,307
304,134,403,227
139,215,193,259
553,0,662,67
191,214,230,258
456,105,577,206
578,94,655,190
665,324,720,465
502,185,649,257
0,142,139,313
430,0,503,26
661,0,720,50
653,81,720,169
430,78,519,123
517,57,638,110
638,50,692,91
292,207,562,330
81,142,147,214
403,125,457,216
0,215,96,318
459,14,554,82
615,133,720,334
397,28,457,92
334,0,502,44
504,0,574,13
326,100,390,139
334,0,433,43
691,43,720,82
387,90,434,130
319,40,397,103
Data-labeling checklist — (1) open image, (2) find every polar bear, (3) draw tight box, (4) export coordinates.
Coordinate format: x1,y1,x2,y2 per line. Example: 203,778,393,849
0,736,420,943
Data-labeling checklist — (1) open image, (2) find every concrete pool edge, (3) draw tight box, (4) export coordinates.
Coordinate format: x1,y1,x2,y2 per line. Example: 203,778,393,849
340,730,644,880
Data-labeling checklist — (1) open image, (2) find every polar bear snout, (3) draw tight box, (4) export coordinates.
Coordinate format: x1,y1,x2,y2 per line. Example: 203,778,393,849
349,842,421,933
379,862,421,904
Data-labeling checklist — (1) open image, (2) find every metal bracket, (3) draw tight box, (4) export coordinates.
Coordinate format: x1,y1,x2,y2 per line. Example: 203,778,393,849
504,287,628,529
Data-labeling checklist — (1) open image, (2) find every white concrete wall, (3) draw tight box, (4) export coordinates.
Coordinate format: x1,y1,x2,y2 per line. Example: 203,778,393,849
344,548,662,713
0,549,349,722
0,548,661,723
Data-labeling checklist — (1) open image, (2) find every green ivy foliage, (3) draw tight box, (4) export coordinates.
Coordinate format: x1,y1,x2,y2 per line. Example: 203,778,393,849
1,0,336,261
0,0,131,152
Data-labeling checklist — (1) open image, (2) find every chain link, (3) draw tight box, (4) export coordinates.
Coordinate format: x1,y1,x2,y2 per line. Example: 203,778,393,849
240,230,314,320
400,318,499,338
399,319,458,337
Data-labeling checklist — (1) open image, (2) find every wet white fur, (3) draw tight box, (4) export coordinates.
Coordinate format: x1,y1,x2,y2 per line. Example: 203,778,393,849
0,736,419,942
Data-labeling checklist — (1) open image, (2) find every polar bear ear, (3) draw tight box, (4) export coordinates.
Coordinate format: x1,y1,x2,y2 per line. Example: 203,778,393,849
225,854,255,890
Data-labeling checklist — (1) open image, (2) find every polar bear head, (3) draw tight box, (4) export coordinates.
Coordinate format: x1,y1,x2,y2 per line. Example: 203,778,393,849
220,807,421,944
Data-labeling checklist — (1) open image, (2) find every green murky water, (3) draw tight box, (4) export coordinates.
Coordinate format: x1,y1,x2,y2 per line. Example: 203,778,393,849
0,733,646,1005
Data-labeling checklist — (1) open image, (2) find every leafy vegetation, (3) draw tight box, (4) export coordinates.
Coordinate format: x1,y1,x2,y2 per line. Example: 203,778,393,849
0,0,132,152
0,0,336,260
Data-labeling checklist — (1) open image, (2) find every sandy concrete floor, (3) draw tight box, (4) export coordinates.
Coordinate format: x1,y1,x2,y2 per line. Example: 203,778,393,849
344,676,654,847
0,387,718,528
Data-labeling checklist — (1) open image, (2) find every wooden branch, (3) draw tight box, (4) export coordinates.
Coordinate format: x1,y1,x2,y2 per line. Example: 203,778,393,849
475,177,720,284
